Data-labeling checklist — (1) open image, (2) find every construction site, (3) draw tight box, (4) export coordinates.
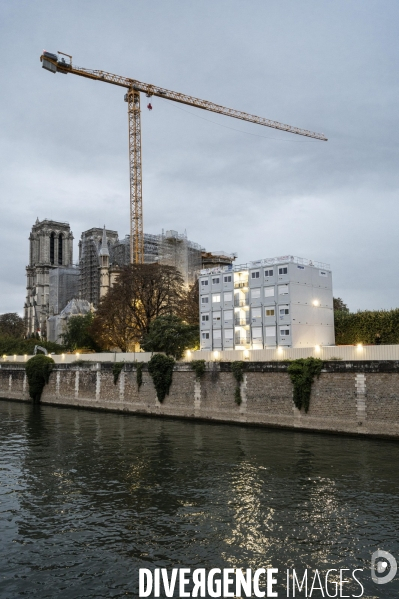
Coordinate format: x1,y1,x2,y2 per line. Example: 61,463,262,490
26,52,326,343
24,218,236,341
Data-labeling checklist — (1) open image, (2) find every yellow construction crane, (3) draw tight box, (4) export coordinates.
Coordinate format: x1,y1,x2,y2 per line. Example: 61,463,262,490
40,51,327,264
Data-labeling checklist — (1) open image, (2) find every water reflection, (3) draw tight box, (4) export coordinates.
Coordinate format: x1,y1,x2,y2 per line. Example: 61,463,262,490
0,401,399,598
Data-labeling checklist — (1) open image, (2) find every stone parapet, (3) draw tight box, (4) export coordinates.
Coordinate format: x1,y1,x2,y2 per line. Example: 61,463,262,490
1,361,399,439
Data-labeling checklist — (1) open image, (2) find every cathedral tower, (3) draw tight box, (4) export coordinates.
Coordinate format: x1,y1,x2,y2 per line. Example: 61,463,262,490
24,219,74,337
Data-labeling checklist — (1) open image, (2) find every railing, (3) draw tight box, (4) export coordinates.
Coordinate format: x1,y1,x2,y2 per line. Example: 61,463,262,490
235,335,250,345
234,281,248,289
235,316,250,326
234,298,248,307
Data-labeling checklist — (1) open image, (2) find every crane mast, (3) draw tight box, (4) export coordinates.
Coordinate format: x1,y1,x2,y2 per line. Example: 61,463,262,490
40,52,327,264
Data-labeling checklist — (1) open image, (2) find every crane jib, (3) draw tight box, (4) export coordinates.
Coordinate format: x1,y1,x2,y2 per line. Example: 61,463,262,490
40,55,327,141
40,51,327,264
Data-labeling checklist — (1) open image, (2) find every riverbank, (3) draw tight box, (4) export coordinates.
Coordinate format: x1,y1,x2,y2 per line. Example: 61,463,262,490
1,360,399,439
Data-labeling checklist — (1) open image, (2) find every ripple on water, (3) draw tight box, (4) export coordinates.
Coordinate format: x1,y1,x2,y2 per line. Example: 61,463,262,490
0,401,398,598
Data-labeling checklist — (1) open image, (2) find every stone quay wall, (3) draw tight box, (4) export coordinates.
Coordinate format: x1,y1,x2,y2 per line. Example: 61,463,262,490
2,361,399,439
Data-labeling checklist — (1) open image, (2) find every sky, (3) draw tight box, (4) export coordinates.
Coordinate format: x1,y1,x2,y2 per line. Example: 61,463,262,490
0,0,398,314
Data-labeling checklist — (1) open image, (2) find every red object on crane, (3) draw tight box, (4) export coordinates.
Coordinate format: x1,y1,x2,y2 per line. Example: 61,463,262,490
147,103,152,111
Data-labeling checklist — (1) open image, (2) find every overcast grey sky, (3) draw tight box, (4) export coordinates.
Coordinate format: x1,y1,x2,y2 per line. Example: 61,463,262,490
1,0,398,314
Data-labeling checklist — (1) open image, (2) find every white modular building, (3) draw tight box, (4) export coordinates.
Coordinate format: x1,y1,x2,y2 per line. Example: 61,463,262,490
199,255,335,350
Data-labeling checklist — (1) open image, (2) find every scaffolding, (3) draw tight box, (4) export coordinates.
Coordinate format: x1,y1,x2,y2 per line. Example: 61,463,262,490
79,228,118,307
49,266,80,315
110,230,203,286
159,230,203,286
201,250,237,270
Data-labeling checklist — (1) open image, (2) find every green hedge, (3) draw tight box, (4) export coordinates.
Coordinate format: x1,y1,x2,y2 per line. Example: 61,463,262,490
335,309,399,345
0,336,64,356
148,354,175,403
25,355,55,402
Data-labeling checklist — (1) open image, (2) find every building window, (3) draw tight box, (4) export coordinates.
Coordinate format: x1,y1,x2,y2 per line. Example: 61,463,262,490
251,271,260,279
50,232,55,265
213,330,221,340
224,292,233,302
213,311,221,321
224,310,233,320
264,269,274,277
319,270,328,277
212,294,221,303
264,287,274,298
279,307,289,316
251,288,261,299
201,279,209,287
265,326,276,337
201,314,209,322
58,234,63,265
201,332,210,340
224,275,232,283
212,277,220,284
252,327,263,340
225,329,234,340
265,308,275,317
297,265,305,270
278,266,288,275
252,307,261,319
278,285,289,295
201,296,209,304
280,327,290,336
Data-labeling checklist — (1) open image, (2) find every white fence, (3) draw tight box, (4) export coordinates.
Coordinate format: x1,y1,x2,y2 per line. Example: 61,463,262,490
2,345,399,364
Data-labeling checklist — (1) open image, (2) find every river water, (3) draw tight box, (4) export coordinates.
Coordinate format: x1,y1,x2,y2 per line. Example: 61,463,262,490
0,400,398,598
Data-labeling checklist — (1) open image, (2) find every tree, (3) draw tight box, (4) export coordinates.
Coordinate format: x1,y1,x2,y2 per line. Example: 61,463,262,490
333,297,349,313
180,280,199,326
0,313,24,338
62,312,99,351
90,264,185,352
141,315,199,359
90,287,138,352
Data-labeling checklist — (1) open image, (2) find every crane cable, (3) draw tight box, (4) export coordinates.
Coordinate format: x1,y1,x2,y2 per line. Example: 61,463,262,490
159,98,323,142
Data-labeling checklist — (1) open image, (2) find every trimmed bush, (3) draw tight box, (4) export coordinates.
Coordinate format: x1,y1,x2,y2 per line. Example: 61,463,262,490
25,355,55,402
148,354,175,403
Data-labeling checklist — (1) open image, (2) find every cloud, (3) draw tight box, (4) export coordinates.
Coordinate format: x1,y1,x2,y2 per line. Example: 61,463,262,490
0,0,398,314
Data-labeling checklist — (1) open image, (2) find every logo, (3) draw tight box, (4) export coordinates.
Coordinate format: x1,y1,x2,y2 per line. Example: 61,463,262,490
371,550,397,585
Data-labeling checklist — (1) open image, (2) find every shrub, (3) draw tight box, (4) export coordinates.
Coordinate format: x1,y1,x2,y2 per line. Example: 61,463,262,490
231,361,246,405
25,355,55,402
112,362,125,385
287,358,323,413
148,354,175,403
136,362,144,390
190,360,206,379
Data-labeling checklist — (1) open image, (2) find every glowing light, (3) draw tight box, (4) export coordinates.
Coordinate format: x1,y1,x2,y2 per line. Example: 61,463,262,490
213,350,219,360
312,300,320,307
75,352,80,356
243,349,250,358
315,345,320,352
357,343,363,350
277,346,283,354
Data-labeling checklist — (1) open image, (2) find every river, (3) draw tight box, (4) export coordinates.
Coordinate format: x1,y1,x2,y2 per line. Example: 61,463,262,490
0,400,398,598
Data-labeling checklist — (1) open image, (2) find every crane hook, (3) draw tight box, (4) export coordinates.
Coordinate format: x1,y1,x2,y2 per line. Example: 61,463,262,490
147,102,153,111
